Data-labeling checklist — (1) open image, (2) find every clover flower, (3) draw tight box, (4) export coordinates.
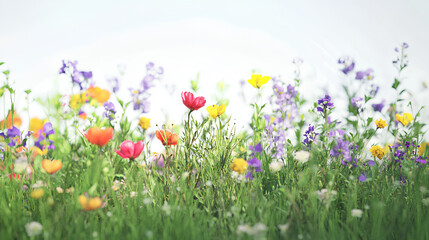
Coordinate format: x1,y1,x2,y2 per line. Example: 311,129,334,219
295,150,310,164
25,221,43,237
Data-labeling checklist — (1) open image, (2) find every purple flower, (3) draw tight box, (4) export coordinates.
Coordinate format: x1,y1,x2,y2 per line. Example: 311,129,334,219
247,157,262,171
107,77,120,93
372,100,385,112
245,172,254,180
303,125,318,147
43,122,55,136
369,84,380,97
81,71,93,79
355,68,374,80
59,60,67,74
351,97,363,109
317,94,334,113
358,173,367,182
338,56,355,75
368,160,375,166
249,143,263,155
6,126,21,138
103,102,116,120
330,138,352,164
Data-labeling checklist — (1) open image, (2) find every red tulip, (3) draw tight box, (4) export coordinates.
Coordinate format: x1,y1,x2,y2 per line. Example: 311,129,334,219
181,91,206,111
114,140,145,160
155,130,178,146
85,127,114,147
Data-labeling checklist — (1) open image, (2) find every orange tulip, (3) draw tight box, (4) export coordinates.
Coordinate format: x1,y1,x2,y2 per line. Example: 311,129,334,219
155,130,178,146
85,127,114,147
41,159,63,174
0,111,22,129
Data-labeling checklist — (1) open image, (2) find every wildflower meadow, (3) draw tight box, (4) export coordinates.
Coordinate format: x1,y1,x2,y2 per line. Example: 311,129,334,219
1,42,429,240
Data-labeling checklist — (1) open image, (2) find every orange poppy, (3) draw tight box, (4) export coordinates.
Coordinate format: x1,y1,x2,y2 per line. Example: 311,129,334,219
85,127,114,147
41,159,63,174
0,111,22,129
155,130,178,146
87,86,110,104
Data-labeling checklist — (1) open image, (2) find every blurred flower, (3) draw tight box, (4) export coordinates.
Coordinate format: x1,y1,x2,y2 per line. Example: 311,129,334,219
355,68,374,80
87,86,110,104
338,56,355,75
29,117,45,135
30,189,45,199
370,145,384,159
351,97,363,109
139,117,151,130
103,102,116,120
114,140,145,160
206,104,226,119
107,77,119,93
25,221,43,237
351,209,363,218
41,159,63,174
8,172,21,181
70,93,89,109
78,195,102,211
0,111,22,129
247,74,271,89
358,173,368,182
418,142,428,156
181,91,206,111
330,138,352,165
372,100,385,112
155,130,178,146
295,150,310,164
269,161,284,173
85,127,114,147
230,158,248,174
78,110,87,120
375,119,387,129
249,143,263,156
396,113,413,126
56,187,64,193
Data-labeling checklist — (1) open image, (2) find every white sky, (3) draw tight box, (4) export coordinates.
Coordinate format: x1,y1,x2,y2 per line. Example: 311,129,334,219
1,0,429,137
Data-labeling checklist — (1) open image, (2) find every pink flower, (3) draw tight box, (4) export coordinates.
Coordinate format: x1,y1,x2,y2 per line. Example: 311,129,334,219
181,91,206,111
114,140,145,160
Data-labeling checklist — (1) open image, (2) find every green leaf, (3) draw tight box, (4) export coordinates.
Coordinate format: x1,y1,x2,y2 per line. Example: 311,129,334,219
392,78,400,89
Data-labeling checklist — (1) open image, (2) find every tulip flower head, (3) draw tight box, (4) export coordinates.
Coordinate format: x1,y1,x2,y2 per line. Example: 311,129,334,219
41,159,63,174
85,127,114,147
181,91,206,111
114,140,145,160
155,130,178,146
248,74,271,89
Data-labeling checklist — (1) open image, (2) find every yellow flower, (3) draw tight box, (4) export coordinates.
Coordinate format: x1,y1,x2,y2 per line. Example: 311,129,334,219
396,113,413,126
230,158,248,174
247,74,271,89
418,142,428,156
139,117,151,130
29,118,44,133
30,189,45,199
370,145,384,159
78,195,102,211
375,119,388,129
70,93,89,109
206,104,226,119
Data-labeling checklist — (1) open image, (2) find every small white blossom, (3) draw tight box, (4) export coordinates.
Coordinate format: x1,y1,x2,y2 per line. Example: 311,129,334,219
25,221,43,237
269,161,284,173
206,180,213,187
351,209,363,218
295,151,310,164
162,201,171,216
